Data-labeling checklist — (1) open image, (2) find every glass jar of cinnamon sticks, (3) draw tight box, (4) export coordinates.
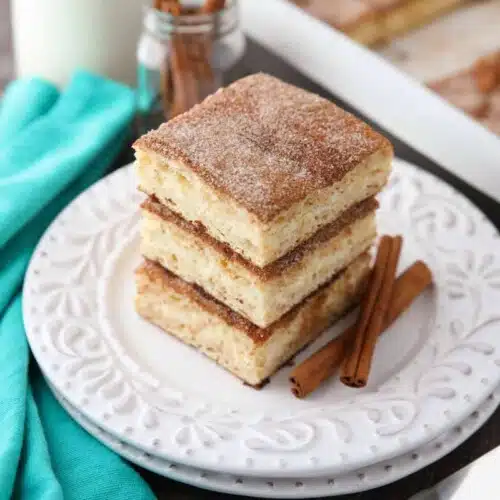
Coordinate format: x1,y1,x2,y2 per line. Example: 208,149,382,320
137,0,245,132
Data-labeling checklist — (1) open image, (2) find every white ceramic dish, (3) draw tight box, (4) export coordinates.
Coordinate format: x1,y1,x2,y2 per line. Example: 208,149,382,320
23,159,500,478
51,381,500,498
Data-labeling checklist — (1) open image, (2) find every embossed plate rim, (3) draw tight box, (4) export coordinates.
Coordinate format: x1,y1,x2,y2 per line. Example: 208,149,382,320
23,159,500,477
50,380,500,498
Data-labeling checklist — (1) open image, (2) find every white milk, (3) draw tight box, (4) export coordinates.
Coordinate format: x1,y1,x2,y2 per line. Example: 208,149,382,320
11,0,144,87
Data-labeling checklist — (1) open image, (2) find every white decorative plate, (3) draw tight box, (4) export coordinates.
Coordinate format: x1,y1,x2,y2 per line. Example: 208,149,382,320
51,381,500,498
23,159,500,478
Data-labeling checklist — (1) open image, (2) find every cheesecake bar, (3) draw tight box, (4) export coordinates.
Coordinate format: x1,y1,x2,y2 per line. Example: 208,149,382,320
292,0,467,46
370,0,466,40
135,253,371,386
141,196,377,327
429,51,500,136
134,73,392,267
292,0,382,45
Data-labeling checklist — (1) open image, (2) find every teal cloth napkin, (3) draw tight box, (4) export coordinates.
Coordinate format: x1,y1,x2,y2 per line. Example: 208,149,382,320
0,73,155,500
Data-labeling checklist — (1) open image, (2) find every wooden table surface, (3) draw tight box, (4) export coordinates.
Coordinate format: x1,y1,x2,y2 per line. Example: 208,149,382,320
2,3,500,499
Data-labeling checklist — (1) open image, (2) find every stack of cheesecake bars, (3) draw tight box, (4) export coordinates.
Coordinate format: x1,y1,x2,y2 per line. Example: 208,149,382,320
133,74,393,387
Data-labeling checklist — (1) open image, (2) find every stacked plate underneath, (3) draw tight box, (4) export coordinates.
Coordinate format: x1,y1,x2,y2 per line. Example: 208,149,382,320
24,159,500,497
52,383,500,497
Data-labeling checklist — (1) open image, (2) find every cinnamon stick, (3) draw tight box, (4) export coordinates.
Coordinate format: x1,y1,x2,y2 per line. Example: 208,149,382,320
197,0,224,97
170,33,201,117
201,0,226,13
290,332,351,399
290,260,432,398
189,33,217,101
341,235,402,388
162,1,219,118
160,0,181,15
158,0,187,118
160,57,173,117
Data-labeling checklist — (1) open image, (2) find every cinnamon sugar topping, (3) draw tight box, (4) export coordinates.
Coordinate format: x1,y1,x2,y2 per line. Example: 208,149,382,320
134,73,392,222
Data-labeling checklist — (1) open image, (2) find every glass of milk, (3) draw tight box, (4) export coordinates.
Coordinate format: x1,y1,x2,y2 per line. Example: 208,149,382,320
11,0,144,87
